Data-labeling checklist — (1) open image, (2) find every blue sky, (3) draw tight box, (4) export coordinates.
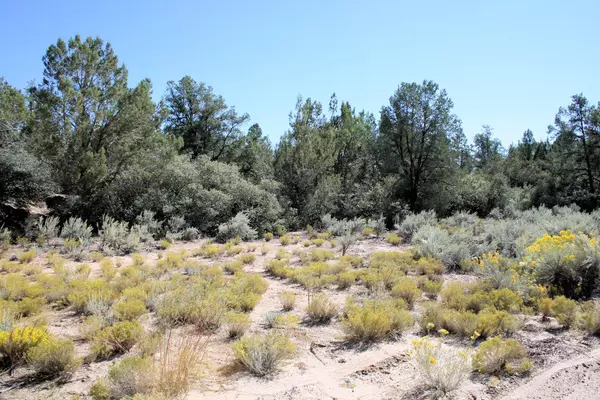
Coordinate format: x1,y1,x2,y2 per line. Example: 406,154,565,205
1,0,598,146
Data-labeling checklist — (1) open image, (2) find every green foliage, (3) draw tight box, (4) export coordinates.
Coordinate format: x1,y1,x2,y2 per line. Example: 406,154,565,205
391,278,422,308
279,292,297,311
106,356,155,398
305,294,338,324
26,337,80,378
231,332,295,376
0,325,49,370
342,298,413,342
385,232,401,245
92,321,144,359
550,295,577,328
217,212,257,242
225,312,251,338
60,218,93,244
113,299,147,321
472,336,532,375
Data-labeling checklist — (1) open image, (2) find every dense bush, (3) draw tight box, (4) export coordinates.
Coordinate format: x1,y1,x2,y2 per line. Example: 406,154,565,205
216,212,257,242
27,337,80,378
472,336,532,375
0,325,49,371
342,298,413,342
305,294,338,324
231,332,295,376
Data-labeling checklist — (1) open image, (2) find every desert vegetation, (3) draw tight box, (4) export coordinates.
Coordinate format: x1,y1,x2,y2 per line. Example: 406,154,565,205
1,33,600,400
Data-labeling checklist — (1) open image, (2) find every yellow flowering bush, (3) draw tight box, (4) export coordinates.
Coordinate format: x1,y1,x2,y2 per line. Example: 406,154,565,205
411,337,471,395
0,325,49,370
525,230,600,298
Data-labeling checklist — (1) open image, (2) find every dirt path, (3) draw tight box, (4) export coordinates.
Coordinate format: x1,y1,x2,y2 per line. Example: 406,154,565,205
501,347,600,400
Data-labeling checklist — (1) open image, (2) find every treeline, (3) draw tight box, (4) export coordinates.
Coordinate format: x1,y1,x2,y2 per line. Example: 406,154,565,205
1,35,600,234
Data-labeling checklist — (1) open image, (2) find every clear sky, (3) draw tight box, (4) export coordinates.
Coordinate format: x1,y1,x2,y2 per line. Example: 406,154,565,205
1,0,598,146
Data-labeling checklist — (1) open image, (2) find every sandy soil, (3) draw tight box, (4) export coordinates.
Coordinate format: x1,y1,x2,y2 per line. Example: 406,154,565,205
2,235,600,400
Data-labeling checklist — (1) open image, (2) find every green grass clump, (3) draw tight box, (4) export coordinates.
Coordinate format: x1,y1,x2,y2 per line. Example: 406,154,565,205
279,235,291,246
310,249,334,261
0,325,49,370
232,332,295,376
27,337,81,378
92,320,144,360
263,232,274,241
225,312,252,338
113,299,147,321
239,253,256,265
342,298,413,342
306,294,338,324
472,336,532,375
18,249,37,264
391,278,422,308
223,260,244,274
279,292,297,311
550,295,577,328
385,232,401,245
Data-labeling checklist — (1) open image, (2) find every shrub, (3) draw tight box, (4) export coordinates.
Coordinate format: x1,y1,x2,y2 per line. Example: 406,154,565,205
306,294,338,324
340,255,362,268
550,295,577,328
337,271,357,289
239,253,256,265
107,356,155,398
416,257,445,276
18,249,37,263
131,253,145,266
369,251,411,272
0,325,49,371
217,212,257,242
90,378,110,400
339,233,357,256
260,245,269,255
113,299,147,321
539,297,553,320
279,235,291,246
526,231,600,299
157,287,227,331
27,337,80,378
391,278,422,308
398,211,437,241
311,249,334,261
180,227,200,241
476,309,518,338
411,337,472,396
422,278,443,300
99,215,139,254
310,238,325,247
264,232,274,241
577,302,600,335
60,217,93,244
279,292,297,311
93,321,144,359
223,260,244,274
232,332,295,376
67,279,115,315
412,225,471,270
343,299,413,342
265,259,289,276
386,232,401,245
225,312,251,338
155,331,206,397
271,313,299,329
100,259,117,279
472,336,532,375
